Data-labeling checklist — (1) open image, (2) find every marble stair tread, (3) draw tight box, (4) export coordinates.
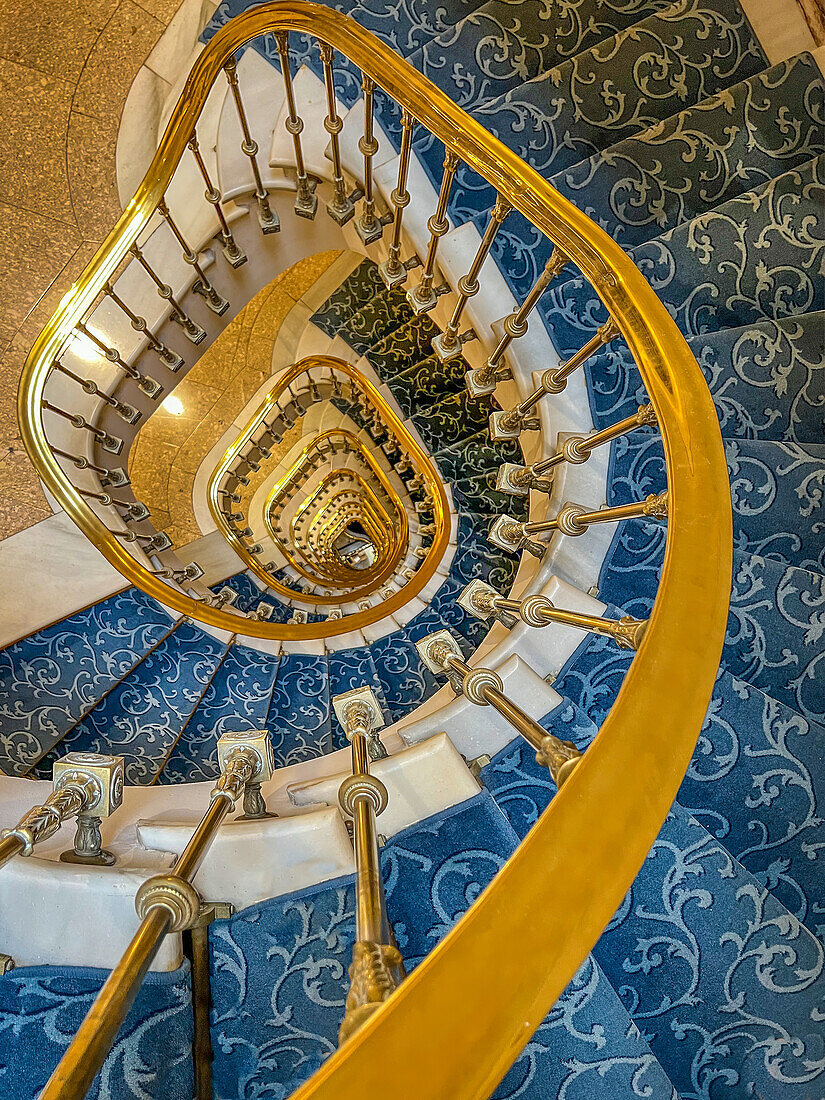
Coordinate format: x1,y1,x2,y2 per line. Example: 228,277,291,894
158,643,281,784
288,732,480,836
423,0,766,221
541,152,825,360
608,431,825,573
327,644,390,749
309,257,384,337
336,286,414,355
264,650,333,766
586,311,825,445
32,622,229,785
137,805,355,911
398,652,561,757
0,588,175,778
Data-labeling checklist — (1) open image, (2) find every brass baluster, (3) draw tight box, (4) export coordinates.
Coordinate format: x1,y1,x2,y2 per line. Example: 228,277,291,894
0,753,124,869
224,55,280,234
37,731,275,1100
274,32,318,219
105,528,173,552
408,151,459,315
50,448,129,488
416,630,582,785
489,492,669,558
433,195,512,362
355,75,387,245
467,249,570,396
187,132,248,267
104,282,184,371
75,487,150,521
498,403,658,496
460,578,649,651
41,401,124,455
52,361,140,424
157,199,229,316
378,110,416,289
318,42,355,225
129,243,207,345
75,321,163,397
332,687,402,1043
490,317,620,441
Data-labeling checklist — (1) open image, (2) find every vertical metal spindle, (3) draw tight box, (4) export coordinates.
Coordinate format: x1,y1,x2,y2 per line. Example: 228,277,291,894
103,283,184,372
407,151,459,314
187,134,247,268
224,55,280,234
74,322,163,398
432,194,512,362
50,447,129,487
157,199,229,316
274,32,317,220
378,111,416,289
41,401,124,454
129,243,207,345
355,76,385,245
467,248,570,396
318,42,355,226
51,361,140,424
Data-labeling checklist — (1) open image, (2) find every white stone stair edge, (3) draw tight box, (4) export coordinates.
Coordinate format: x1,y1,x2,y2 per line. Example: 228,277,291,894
136,805,356,913
286,732,481,836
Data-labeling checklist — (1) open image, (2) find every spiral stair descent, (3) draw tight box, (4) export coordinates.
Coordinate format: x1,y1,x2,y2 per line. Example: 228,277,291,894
1,1,824,1099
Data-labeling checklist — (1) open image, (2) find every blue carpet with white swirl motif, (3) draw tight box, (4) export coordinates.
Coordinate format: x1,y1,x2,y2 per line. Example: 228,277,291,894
1,0,824,1096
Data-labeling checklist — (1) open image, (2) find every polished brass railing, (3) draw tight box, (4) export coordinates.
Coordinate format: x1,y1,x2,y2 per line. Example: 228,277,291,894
19,4,732,1097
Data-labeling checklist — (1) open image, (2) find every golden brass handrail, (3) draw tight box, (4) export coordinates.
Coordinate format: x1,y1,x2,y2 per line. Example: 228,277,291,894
207,357,421,604
19,5,732,1097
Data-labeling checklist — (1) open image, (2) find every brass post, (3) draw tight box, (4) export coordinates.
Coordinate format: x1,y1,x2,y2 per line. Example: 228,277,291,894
334,688,403,1042
378,111,416,288
36,732,273,1100
416,631,582,786
433,195,511,362
51,361,140,425
41,401,124,455
355,74,384,244
103,282,185,370
469,250,570,395
128,243,207,344
187,132,248,266
224,55,280,233
408,152,459,314
157,199,229,316
275,32,318,219
74,321,163,397
319,42,355,225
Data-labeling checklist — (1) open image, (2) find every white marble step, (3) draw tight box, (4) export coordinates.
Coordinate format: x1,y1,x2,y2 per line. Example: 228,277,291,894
396,653,562,758
137,804,355,911
288,732,479,837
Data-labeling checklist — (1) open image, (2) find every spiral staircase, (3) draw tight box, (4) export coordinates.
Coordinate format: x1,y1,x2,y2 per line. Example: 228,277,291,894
1,1,823,1098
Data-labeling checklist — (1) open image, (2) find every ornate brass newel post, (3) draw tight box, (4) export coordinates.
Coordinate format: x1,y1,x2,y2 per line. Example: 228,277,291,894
0,752,124,869
416,631,582,785
408,151,459,314
332,687,403,1042
459,579,649,651
490,492,669,558
433,194,512,362
490,317,621,440
37,730,275,1100
467,249,569,396
275,32,318,219
498,404,658,495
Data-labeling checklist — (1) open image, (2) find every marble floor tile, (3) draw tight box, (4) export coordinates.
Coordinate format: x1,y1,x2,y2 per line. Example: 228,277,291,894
67,110,122,239
73,1,164,120
0,0,119,83
0,212,82,341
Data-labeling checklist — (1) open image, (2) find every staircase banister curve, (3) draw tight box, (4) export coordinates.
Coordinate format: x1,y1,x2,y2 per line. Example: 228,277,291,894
17,3,733,1096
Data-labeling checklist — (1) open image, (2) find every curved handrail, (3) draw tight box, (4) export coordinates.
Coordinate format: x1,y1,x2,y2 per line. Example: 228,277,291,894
207,357,419,603
19,4,732,1096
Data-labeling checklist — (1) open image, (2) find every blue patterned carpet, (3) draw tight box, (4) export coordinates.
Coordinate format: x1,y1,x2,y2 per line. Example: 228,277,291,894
1,0,824,1095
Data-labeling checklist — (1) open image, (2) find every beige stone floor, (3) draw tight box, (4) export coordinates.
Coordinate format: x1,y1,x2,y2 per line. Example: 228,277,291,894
128,250,342,548
0,0,186,539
